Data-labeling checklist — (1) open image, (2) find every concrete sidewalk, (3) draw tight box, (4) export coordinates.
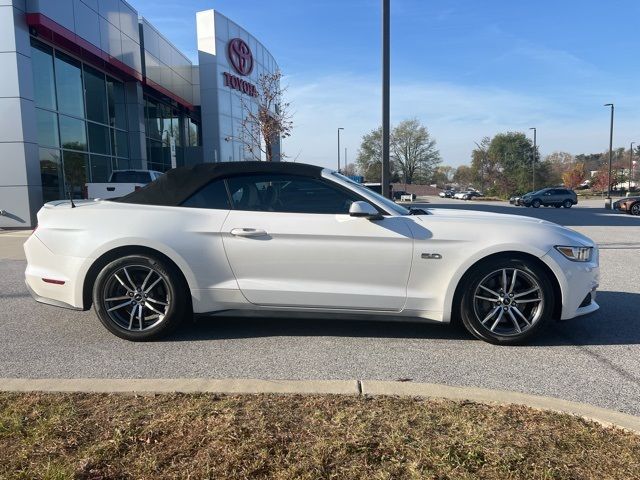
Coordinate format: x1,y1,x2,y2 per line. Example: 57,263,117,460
0,229,30,260
2,377,639,434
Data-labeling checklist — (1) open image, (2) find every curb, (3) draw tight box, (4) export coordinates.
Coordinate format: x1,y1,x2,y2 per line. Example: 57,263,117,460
1,378,638,434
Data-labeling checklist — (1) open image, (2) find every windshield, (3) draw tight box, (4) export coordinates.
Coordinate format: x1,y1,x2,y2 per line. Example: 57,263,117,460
331,172,411,215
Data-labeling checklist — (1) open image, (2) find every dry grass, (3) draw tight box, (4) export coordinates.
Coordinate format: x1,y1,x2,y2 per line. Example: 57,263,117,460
1,393,639,479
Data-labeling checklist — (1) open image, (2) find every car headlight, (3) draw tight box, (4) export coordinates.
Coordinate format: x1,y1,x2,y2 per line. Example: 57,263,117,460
554,245,593,262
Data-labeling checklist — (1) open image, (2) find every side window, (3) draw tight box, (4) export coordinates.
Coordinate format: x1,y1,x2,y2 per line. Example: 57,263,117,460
181,180,231,210
226,174,359,214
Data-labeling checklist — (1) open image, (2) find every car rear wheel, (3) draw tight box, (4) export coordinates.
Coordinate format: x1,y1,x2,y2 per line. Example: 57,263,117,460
459,258,554,345
631,203,640,216
563,200,573,208
92,254,188,341
531,199,541,208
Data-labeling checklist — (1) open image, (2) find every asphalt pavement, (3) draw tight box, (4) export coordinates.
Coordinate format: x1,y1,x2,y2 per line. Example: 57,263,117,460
1,199,639,416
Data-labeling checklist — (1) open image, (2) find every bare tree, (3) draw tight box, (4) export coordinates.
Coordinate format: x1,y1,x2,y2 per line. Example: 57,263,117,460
391,119,441,184
342,162,358,177
239,70,293,161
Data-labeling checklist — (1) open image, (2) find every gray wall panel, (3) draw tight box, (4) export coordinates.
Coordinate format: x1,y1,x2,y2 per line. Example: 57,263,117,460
81,0,98,12
0,186,37,227
118,0,138,41
120,32,141,72
98,0,120,29
99,16,122,59
74,0,101,48
26,0,74,32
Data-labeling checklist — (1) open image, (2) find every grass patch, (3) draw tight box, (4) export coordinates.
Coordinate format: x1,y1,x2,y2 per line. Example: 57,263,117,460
1,393,638,479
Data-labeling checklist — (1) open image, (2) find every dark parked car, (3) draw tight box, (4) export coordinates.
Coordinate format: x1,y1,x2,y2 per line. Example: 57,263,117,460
510,191,534,206
613,196,640,215
459,191,483,200
522,188,577,208
393,190,416,201
439,189,455,198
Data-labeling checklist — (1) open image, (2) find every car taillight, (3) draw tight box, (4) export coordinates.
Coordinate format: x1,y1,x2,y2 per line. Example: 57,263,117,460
135,186,142,191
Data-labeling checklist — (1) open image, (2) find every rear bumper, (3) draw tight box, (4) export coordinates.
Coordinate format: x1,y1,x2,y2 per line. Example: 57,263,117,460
24,234,86,310
24,280,82,310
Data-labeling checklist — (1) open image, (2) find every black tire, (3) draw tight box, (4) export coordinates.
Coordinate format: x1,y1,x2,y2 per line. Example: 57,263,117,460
630,203,640,216
459,257,554,345
531,199,541,208
92,254,189,341
563,199,573,208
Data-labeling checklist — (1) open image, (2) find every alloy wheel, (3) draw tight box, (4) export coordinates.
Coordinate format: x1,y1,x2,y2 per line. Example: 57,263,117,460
472,268,544,337
102,265,170,332
631,204,640,216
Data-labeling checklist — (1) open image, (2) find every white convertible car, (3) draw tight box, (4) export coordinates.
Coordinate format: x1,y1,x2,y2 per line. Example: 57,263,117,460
24,162,599,344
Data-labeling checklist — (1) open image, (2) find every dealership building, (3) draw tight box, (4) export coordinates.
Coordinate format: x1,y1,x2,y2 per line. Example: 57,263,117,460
0,0,280,228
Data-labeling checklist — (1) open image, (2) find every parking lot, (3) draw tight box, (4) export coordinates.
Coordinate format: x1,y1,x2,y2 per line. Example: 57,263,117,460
1,198,639,416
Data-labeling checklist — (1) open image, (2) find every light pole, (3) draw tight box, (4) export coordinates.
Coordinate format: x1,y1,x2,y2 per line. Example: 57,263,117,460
337,127,344,172
381,0,391,198
604,103,614,207
630,141,635,192
529,127,536,190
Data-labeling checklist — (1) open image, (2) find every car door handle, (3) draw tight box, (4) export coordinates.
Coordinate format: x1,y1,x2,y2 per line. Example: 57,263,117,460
230,228,268,237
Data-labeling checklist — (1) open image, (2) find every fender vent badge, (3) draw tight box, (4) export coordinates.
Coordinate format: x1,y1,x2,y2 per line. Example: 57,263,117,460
421,253,442,260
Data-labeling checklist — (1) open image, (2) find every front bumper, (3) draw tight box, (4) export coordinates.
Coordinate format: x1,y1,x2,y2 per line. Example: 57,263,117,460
542,247,600,320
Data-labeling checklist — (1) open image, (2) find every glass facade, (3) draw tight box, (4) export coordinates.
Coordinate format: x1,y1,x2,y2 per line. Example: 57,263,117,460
144,95,200,172
31,38,130,201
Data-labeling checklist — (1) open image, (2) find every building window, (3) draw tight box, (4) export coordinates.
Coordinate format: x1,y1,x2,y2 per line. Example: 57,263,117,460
143,94,200,172
31,37,130,201
54,52,85,118
84,65,109,124
31,40,56,110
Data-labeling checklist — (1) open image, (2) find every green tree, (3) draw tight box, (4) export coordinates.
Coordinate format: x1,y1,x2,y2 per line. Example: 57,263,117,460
453,165,474,187
430,165,455,187
356,126,385,182
391,119,441,184
470,136,498,192
545,151,575,186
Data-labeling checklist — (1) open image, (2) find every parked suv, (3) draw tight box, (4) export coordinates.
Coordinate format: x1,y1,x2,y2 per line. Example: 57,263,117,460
522,188,577,208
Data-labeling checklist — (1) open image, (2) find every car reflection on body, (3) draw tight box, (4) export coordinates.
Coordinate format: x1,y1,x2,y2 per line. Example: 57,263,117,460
25,161,599,345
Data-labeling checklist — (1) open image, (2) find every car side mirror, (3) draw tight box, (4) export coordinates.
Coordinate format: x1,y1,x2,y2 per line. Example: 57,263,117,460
349,201,383,220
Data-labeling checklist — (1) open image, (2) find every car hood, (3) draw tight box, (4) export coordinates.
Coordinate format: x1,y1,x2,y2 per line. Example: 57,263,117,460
413,208,595,248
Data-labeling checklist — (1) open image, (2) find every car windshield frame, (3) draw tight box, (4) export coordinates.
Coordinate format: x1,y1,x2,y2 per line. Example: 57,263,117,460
329,172,411,216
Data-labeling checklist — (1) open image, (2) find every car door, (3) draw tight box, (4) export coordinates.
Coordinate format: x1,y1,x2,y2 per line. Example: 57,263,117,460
221,173,414,311
542,189,555,205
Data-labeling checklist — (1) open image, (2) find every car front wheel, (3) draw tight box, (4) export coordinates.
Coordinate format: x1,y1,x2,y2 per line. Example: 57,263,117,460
531,199,541,208
459,258,554,345
563,200,573,208
630,203,640,216
92,254,188,341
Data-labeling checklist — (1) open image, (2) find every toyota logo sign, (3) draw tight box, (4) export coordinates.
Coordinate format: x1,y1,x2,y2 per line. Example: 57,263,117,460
228,38,253,76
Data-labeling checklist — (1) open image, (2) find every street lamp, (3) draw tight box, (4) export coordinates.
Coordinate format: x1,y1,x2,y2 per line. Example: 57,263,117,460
381,0,391,198
604,103,614,208
529,127,536,190
337,127,344,172
630,141,635,192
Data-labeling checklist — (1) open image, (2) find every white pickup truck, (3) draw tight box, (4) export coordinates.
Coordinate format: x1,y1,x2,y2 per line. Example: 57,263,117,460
86,170,163,199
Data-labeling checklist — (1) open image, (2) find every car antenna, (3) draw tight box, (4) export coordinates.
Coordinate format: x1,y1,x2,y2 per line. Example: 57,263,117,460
67,184,76,208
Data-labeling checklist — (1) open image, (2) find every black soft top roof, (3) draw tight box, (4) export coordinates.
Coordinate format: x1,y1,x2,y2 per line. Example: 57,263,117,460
114,161,325,206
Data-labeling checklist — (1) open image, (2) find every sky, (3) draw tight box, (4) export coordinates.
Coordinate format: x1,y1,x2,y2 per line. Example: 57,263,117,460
132,0,640,169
